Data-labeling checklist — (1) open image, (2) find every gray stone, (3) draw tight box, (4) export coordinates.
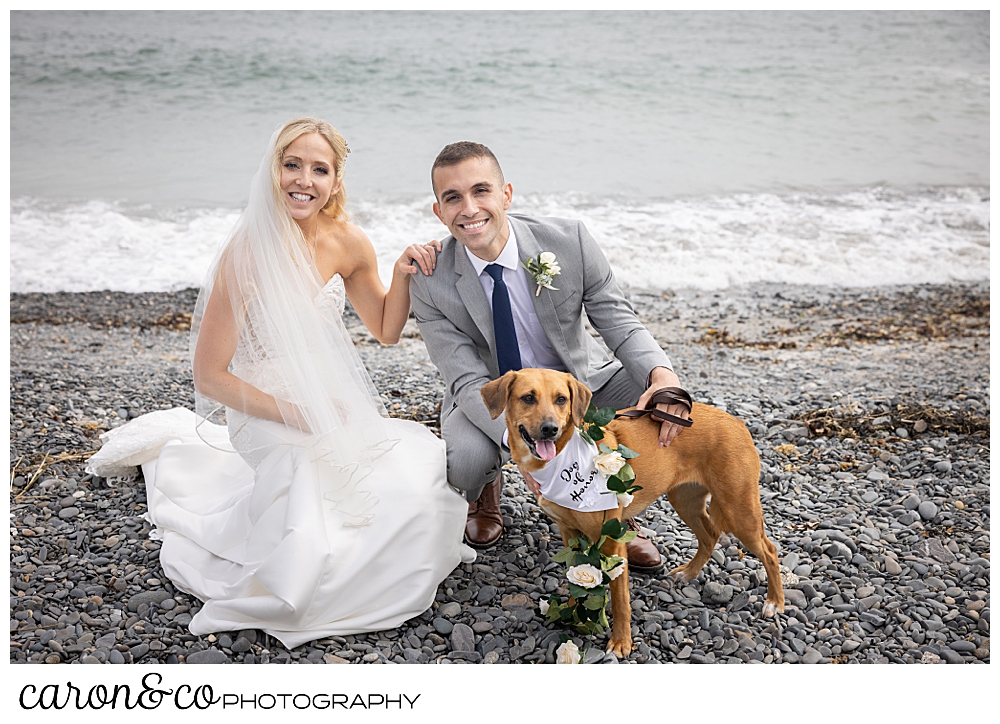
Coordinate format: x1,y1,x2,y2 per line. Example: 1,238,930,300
938,648,964,664
438,602,462,618
432,617,454,635
186,649,228,664
781,552,800,570
230,638,252,653
127,591,170,612
801,647,823,664
58,507,80,520
912,538,956,563
476,585,498,604
783,588,808,609
917,501,938,521
933,460,952,474
903,495,921,510
884,557,903,576
703,581,733,604
450,623,475,652
109,649,126,664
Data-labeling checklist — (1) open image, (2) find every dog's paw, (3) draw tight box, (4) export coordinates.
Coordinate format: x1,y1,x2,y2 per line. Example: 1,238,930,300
606,637,634,659
668,565,692,582
762,601,784,617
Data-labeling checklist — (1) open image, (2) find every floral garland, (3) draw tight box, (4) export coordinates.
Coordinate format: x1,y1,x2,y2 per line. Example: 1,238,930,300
579,403,642,505
541,517,637,635
540,404,644,636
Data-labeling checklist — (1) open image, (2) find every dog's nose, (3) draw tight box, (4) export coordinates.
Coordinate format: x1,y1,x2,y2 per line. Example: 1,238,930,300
539,421,559,439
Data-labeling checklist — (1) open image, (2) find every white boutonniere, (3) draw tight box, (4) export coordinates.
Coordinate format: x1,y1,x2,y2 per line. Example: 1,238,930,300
521,251,561,296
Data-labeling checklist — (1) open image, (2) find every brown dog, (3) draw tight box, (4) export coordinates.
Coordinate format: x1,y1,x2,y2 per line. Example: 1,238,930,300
481,368,784,657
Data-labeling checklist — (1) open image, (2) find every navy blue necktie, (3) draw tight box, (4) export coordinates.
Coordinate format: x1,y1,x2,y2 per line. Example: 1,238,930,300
485,264,522,375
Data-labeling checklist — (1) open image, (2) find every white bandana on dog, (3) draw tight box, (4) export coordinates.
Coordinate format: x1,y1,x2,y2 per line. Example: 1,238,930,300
531,434,618,512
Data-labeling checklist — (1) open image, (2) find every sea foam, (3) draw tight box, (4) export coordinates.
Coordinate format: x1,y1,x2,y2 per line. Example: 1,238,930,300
10,186,989,294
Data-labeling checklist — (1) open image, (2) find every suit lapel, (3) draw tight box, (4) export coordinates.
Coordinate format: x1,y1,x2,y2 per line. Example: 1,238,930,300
512,217,573,368
454,241,496,352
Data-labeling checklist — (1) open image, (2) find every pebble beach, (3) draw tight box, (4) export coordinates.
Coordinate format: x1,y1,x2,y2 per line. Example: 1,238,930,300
9,281,990,665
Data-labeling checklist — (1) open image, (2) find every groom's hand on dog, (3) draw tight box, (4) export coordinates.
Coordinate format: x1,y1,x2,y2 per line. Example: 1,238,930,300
398,240,442,276
639,367,690,448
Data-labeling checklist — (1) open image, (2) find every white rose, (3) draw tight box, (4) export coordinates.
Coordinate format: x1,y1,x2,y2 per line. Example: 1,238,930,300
617,492,634,507
539,599,549,615
566,563,603,588
539,251,557,265
607,561,626,580
594,451,626,477
548,262,561,275
555,641,581,664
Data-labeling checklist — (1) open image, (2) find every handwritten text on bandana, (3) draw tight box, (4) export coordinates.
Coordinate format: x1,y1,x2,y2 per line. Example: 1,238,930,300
530,434,618,512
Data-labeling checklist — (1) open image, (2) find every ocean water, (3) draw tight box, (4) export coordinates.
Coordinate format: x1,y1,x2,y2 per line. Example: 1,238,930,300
10,10,989,293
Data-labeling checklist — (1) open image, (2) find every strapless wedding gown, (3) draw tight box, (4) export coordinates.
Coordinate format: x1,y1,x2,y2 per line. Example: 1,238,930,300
86,275,473,649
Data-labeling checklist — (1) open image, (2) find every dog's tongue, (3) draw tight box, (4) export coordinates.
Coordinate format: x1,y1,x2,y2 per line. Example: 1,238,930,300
535,440,557,461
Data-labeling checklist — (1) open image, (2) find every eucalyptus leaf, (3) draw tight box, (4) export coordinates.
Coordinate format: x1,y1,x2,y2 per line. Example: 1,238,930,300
588,425,605,441
617,444,640,459
583,595,606,610
598,442,613,454
568,583,594,599
551,547,575,563
617,464,635,482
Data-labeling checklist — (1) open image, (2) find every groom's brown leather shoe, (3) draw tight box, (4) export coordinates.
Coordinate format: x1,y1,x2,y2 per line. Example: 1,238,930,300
625,518,665,572
465,475,503,549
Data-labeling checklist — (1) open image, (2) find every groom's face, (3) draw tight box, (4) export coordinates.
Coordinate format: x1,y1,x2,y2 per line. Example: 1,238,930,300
432,157,513,261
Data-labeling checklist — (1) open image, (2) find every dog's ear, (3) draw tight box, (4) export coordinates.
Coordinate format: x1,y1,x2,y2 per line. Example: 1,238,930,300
568,374,593,428
481,372,516,419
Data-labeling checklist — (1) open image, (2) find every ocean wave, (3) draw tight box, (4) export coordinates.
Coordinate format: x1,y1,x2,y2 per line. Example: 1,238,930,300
10,186,989,294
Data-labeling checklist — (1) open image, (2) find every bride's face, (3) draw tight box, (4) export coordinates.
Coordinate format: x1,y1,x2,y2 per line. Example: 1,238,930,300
279,133,340,222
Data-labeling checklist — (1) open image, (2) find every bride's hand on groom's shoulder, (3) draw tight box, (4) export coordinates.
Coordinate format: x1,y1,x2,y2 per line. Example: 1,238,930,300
397,240,442,277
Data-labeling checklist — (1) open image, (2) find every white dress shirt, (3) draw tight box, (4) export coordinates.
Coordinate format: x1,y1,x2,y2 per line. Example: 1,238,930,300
465,222,567,372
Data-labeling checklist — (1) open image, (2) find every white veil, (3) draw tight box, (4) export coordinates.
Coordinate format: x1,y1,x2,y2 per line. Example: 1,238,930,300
188,124,396,527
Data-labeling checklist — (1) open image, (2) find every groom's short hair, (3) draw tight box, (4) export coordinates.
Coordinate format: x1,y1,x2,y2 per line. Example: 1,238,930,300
431,142,504,195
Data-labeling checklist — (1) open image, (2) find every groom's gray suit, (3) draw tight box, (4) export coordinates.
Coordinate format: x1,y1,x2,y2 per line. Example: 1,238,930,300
410,213,672,500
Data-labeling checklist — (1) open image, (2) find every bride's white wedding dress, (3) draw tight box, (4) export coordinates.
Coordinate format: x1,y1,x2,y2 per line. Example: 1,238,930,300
87,275,473,649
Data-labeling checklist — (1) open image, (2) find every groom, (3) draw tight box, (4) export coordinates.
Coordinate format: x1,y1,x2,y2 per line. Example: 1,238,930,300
410,142,690,571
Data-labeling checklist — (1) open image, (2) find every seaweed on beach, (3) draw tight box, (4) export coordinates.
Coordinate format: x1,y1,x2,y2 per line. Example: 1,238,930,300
799,288,989,346
152,313,193,331
10,289,200,330
796,403,989,439
695,328,798,350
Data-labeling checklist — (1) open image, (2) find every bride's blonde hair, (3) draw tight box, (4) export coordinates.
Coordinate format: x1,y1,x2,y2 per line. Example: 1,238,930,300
271,117,350,221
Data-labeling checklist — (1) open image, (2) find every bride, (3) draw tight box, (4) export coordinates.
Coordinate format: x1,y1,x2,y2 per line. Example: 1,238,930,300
86,118,473,649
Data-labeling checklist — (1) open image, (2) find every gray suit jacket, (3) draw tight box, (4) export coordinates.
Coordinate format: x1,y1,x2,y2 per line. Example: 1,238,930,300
410,214,671,446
